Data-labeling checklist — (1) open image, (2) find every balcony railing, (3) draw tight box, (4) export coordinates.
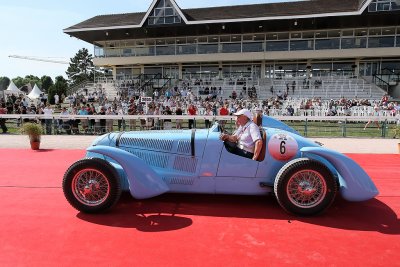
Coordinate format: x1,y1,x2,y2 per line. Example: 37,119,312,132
94,30,400,59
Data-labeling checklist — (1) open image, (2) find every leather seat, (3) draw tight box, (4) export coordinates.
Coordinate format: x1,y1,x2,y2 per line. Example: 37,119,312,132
253,113,266,162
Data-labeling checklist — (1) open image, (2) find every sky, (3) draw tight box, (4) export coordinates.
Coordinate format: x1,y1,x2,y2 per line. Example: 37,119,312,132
0,0,300,80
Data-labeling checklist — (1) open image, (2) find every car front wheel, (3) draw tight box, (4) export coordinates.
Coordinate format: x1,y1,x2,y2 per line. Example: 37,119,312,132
63,158,122,213
274,158,337,216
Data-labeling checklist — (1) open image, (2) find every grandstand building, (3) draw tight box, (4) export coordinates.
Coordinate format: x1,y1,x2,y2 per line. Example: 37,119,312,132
64,0,400,98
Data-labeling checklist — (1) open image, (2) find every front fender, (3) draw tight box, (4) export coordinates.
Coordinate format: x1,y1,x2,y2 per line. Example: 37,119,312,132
301,147,378,201
87,146,169,199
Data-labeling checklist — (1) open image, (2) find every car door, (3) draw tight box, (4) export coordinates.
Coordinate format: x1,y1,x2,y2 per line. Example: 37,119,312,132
216,145,259,177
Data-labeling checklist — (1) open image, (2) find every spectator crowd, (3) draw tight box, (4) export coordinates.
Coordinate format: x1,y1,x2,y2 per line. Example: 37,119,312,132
1,79,399,136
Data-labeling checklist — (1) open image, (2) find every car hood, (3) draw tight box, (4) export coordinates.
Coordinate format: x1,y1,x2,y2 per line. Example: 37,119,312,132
91,129,209,157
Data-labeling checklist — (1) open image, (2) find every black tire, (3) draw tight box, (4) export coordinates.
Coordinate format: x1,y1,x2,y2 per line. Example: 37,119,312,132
62,158,122,213
274,158,337,216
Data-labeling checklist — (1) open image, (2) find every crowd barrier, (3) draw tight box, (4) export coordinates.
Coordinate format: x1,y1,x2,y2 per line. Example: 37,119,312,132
0,114,398,138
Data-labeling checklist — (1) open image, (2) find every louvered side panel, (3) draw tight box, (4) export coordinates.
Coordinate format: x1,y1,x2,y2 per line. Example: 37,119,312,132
119,137,173,152
177,140,191,154
162,177,195,185
173,156,198,173
123,148,169,168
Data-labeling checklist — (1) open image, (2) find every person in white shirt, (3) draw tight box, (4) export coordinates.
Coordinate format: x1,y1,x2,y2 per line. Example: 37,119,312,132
364,105,380,130
117,105,125,131
153,90,159,100
42,104,54,134
54,93,60,107
22,98,29,107
105,107,115,132
220,108,262,160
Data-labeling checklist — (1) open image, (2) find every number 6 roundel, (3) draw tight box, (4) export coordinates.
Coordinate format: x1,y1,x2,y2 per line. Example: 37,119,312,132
268,133,298,161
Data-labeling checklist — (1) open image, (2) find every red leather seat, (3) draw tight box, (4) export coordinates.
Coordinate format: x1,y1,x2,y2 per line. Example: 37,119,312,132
253,114,266,162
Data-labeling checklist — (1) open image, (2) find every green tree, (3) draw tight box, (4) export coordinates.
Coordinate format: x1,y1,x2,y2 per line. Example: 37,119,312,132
0,76,10,90
66,48,94,86
13,75,41,90
12,76,25,88
40,75,54,93
24,75,41,88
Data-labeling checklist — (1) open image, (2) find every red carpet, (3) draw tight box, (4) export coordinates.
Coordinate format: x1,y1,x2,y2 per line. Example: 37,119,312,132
0,149,399,266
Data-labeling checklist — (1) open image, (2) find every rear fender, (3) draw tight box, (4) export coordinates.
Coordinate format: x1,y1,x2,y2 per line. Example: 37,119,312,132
301,147,378,201
87,146,169,199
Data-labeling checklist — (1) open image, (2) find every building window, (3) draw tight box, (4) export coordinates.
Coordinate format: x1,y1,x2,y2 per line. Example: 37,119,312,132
177,44,196,55
266,41,289,51
315,39,340,50
221,43,241,53
341,37,367,49
198,44,218,54
368,0,400,12
148,0,182,25
95,25,399,60
290,40,314,51
155,45,176,55
242,42,263,52
368,36,395,47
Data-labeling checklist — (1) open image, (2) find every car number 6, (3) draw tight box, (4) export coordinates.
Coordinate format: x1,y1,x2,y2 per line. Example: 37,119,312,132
268,134,298,161
280,141,286,155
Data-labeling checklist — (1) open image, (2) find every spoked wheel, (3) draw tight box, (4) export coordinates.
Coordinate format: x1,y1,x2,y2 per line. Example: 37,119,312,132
63,158,121,213
274,158,337,216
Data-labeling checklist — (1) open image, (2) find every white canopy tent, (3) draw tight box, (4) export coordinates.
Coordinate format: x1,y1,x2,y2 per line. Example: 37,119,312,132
28,84,43,99
4,81,22,95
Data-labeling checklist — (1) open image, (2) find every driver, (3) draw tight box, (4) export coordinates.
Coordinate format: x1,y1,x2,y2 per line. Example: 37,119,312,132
220,109,262,160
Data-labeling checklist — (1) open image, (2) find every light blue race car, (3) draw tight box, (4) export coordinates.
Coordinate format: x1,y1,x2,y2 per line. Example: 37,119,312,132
62,116,378,216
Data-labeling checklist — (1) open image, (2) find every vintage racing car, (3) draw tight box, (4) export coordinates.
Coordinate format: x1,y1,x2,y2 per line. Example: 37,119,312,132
62,116,378,216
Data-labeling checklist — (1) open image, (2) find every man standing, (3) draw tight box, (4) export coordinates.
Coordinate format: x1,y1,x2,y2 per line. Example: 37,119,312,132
175,104,183,129
54,93,60,107
0,103,8,134
163,106,172,130
127,102,137,131
219,104,229,127
42,104,54,135
219,104,229,116
78,105,89,133
187,104,197,129
117,105,126,132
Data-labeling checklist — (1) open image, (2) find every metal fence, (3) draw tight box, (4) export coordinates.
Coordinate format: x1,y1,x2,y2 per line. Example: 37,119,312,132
0,114,398,138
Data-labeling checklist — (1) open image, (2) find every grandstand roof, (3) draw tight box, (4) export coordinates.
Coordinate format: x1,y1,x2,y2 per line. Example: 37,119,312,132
183,0,366,21
64,0,400,46
64,0,371,32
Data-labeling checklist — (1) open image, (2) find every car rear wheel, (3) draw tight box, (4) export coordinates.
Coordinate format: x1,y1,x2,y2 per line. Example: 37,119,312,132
274,158,337,216
63,158,122,213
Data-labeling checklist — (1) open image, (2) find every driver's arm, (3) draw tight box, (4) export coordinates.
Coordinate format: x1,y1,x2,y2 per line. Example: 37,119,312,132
220,133,238,143
252,139,262,161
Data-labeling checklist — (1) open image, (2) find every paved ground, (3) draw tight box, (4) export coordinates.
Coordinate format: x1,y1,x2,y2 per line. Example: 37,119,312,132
1,134,399,153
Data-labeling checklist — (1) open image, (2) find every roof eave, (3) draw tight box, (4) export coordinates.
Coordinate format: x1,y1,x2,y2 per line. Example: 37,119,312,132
63,0,373,33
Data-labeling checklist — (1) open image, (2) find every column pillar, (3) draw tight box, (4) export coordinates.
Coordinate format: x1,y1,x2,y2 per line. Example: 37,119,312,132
261,60,266,79
178,63,183,80
219,62,223,79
